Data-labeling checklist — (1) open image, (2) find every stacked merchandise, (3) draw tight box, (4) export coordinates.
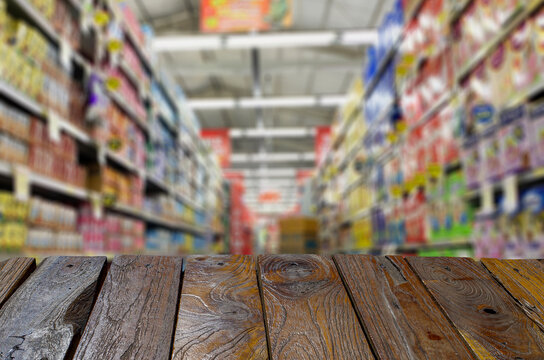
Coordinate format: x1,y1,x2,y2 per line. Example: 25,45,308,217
0,0,225,256
27,197,81,251
318,0,544,258
227,177,254,255
278,217,319,254
92,166,143,209
0,100,31,165
0,192,27,251
78,204,145,253
29,119,86,188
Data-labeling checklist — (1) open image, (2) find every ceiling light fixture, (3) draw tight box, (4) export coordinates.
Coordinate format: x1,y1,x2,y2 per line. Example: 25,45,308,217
153,35,222,52
153,29,377,52
230,127,316,138
188,96,346,110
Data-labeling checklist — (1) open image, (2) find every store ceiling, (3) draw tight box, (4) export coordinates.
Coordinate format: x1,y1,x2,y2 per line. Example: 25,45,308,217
126,0,393,210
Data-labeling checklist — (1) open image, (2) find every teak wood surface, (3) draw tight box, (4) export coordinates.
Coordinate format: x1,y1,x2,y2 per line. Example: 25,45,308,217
0,254,544,360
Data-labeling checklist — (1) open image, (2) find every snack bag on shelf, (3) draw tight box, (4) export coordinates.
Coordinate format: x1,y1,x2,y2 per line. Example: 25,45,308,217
534,8,544,78
498,105,530,175
521,186,544,258
500,207,525,259
473,211,504,258
489,43,512,108
480,125,503,182
510,20,538,97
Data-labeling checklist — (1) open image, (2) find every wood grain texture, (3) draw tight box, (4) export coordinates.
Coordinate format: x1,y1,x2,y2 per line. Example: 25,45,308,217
334,255,476,360
74,255,182,360
0,257,35,309
0,256,106,360
482,258,544,332
258,255,374,360
408,257,544,359
172,255,268,360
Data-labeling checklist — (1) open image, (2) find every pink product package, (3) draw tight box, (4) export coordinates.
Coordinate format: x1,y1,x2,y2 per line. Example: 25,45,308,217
480,126,503,182
473,213,504,259
499,105,529,175
529,103,544,168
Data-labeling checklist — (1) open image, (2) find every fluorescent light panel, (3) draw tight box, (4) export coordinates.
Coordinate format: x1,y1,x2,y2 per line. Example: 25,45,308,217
153,29,377,52
239,168,312,177
189,96,346,110
230,127,316,138
230,152,315,163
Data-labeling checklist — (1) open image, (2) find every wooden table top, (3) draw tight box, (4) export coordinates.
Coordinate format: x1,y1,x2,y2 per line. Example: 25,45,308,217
0,255,544,359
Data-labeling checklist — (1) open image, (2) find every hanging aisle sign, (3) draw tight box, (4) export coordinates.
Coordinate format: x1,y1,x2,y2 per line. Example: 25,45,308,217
315,127,332,166
201,0,293,33
201,129,231,168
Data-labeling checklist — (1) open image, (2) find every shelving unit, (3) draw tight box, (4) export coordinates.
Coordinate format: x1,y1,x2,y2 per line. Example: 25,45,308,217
0,0,226,256
315,0,544,258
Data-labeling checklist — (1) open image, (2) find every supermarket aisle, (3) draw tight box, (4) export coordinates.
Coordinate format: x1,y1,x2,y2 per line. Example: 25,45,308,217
1,0,544,259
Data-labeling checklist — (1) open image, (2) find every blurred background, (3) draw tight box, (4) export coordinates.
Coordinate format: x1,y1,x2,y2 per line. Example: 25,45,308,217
0,0,542,260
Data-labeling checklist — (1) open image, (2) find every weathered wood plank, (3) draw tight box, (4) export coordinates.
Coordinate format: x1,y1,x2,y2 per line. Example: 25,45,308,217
0,257,35,308
258,255,374,360
482,258,544,332
74,255,182,360
0,256,106,360
172,255,268,360
334,255,476,359
408,257,544,359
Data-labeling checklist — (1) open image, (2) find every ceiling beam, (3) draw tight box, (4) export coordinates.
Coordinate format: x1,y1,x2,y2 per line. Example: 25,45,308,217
153,29,377,52
166,60,362,77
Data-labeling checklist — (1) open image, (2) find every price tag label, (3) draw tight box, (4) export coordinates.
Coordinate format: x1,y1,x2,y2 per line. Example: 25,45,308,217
482,182,495,214
102,193,117,207
94,11,110,27
387,132,398,144
59,38,72,71
98,146,106,166
396,121,408,133
105,77,121,92
108,39,123,53
427,163,442,179
503,174,519,214
107,138,122,151
90,192,103,220
391,185,403,198
14,165,30,202
414,173,426,187
46,110,62,143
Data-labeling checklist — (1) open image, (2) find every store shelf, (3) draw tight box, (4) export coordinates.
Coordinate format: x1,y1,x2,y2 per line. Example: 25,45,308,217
105,150,141,175
456,0,543,82
8,0,91,69
0,159,90,201
0,80,42,115
341,208,372,226
119,60,148,100
0,80,93,144
364,0,424,99
31,173,89,200
108,90,149,134
155,109,178,135
146,174,170,193
449,0,472,24
107,202,208,235
332,103,362,150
